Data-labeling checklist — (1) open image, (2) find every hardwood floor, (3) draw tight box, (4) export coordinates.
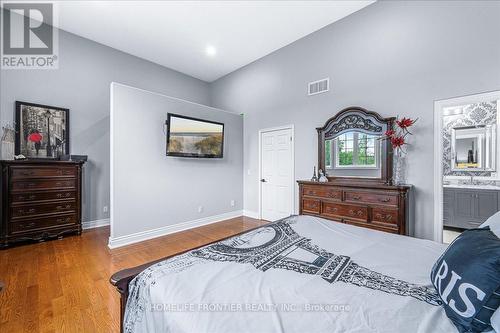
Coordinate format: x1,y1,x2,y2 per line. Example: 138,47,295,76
0,216,267,333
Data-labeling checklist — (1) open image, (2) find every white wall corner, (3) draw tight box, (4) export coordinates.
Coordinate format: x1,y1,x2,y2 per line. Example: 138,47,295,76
243,210,260,219
82,218,110,230
107,210,243,249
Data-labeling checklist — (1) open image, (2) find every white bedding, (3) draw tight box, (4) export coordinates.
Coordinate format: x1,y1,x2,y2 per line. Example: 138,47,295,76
124,215,457,333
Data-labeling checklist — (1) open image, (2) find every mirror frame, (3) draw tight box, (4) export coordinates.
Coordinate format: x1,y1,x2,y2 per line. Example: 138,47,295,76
317,106,395,185
450,125,496,172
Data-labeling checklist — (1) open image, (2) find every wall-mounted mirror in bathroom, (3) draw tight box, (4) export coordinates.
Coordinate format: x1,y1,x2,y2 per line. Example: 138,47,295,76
451,125,496,171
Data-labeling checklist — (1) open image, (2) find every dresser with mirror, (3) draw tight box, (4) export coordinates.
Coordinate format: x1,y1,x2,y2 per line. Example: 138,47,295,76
298,107,412,235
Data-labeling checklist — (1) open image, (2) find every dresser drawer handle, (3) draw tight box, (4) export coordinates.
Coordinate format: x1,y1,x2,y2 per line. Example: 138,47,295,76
20,171,35,176
351,195,361,201
56,217,72,223
18,208,36,214
375,213,393,221
306,190,317,196
17,194,37,200
56,205,72,210
379,198,391,203
349,209,363,216
327,207,338,212
56,193,71,198
19,222,37,229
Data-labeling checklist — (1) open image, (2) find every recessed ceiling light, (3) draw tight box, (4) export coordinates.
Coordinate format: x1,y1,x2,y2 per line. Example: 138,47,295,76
205,45,217,57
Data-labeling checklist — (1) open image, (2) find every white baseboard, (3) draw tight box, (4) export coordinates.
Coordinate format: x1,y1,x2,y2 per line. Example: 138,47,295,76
82,218,110,230
243,210,260,219
107,210,243,249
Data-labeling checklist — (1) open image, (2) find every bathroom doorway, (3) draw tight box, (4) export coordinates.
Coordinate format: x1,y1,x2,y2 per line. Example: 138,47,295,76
434,91,500,243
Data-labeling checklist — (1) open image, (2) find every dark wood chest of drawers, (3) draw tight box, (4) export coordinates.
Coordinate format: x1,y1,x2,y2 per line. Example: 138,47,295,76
298,180,412,235
0,160,84,248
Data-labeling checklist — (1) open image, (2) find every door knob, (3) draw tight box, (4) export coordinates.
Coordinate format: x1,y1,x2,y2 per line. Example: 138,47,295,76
260,179,267,183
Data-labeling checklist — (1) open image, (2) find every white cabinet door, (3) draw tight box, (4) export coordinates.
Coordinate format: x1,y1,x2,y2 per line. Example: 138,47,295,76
260,128,293,221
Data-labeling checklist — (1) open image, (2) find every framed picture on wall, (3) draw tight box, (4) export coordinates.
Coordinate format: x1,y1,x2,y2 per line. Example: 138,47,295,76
15,101,70,159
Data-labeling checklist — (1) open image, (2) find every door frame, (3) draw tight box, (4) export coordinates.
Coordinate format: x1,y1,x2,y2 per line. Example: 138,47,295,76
433,90,500,242
258,124,295,220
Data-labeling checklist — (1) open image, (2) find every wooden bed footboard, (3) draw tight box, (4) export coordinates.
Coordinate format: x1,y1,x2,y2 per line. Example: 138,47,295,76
110,259,164,333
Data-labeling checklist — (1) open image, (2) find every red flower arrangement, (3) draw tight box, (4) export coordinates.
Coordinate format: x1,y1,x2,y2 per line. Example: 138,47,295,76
382,116,418,153
396,117,416,130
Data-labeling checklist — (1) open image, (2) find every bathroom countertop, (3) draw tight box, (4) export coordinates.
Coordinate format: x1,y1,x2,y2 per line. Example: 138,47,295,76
443,184,500,191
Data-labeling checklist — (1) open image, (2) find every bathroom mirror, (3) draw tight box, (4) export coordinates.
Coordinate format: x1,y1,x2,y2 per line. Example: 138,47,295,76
451,125,496,171
318,107,394,184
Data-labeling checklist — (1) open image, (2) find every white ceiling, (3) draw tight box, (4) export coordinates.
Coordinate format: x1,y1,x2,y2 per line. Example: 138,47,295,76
55,1,373,82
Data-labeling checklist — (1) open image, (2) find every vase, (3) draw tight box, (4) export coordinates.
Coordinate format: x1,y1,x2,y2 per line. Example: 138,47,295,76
1,141,14,160
393,151,407,185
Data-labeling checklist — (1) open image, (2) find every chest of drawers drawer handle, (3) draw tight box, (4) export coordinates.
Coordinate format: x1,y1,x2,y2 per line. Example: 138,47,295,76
17,194,37,200
20,171,35,176
379,198,391,203
306,190,317,196
327,207,338,213
349,209,363,216
18,208,36,214
56,217,72,223
56,193,71,198
351,195,361,201
19,222,37,230
56,204,72,210
375,213,393,221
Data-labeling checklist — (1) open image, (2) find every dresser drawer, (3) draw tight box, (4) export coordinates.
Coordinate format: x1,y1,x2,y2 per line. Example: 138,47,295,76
10,201,77,219
345,219,399,234
11,166,77,179
11,179,76,192
11,190,76,203
9,215,77,234
344,190,398,207
372,207,399,225
302,198,320,214
322,202,368,221
302,185,341,200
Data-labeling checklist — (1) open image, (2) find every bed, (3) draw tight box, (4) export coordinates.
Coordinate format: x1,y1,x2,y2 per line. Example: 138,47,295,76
110,215,458,333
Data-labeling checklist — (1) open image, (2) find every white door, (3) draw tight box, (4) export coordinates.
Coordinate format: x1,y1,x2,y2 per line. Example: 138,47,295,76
260,127,294,221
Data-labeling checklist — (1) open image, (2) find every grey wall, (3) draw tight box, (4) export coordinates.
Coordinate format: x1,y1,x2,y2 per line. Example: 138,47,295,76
209,1,500,239
1,28,211,223
111,83,243,240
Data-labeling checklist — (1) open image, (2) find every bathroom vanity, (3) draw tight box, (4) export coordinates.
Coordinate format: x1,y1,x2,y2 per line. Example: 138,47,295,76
443,185,500,229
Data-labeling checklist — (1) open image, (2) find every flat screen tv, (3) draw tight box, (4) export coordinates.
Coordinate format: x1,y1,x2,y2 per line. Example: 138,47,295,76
166,113,224,158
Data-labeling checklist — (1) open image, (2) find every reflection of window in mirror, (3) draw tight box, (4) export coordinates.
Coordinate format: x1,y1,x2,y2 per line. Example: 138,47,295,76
325,132,380,170
451,125,496,171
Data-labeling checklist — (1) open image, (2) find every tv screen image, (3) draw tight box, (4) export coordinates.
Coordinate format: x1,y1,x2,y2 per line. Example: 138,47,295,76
166,114,224,158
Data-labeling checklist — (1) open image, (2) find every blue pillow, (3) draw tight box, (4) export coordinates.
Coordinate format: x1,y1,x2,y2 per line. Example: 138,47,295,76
431,227,500,333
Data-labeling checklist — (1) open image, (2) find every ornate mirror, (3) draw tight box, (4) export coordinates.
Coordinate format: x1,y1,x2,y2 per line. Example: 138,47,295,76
317,107,395,184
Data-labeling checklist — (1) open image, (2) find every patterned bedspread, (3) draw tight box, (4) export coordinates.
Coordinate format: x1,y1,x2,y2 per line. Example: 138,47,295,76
124,215,456,333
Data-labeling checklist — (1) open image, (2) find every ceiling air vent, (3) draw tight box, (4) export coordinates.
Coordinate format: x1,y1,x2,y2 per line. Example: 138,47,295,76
308,78,329,96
